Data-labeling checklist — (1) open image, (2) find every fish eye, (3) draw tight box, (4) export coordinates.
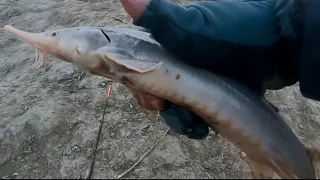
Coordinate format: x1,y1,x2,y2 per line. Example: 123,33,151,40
51,32,57,37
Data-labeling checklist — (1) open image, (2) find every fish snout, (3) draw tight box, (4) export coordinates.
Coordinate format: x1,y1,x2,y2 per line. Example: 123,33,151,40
4,25,59,54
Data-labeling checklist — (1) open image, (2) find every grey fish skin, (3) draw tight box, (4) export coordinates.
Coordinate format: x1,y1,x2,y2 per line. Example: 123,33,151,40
3,25,317,179
100,27,315,179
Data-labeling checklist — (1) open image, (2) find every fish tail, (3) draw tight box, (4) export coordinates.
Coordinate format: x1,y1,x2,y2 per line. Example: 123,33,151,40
305,147,320,175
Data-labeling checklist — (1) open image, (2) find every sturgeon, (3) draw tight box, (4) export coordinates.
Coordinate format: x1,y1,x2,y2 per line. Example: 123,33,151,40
3,25,320,179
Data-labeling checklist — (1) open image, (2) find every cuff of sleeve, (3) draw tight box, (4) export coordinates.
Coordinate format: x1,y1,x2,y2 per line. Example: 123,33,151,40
146,0,184,20
146,0,165,13
133,0,166,28
133,9,156,29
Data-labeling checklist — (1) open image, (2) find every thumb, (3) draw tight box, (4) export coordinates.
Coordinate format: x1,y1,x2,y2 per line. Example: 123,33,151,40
120,0,150,21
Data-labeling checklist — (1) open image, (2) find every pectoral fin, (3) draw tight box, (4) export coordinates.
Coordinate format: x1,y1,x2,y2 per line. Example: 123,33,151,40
102,51,162,73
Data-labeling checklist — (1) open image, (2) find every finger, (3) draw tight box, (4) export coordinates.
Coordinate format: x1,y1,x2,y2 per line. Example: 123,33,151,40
120,0,150,21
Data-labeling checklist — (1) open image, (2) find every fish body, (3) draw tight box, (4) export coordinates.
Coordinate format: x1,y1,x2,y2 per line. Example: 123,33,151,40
4,25,319,179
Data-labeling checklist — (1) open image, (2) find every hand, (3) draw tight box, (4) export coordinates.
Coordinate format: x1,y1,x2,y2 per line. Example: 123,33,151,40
120,0,150,21
126,87,170,111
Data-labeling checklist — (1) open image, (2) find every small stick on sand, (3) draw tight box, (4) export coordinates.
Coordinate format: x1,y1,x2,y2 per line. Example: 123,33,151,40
117,127,170,179
113,17,127,24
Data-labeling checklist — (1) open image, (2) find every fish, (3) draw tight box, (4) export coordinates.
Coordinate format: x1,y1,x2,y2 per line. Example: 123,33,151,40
3,24,320,179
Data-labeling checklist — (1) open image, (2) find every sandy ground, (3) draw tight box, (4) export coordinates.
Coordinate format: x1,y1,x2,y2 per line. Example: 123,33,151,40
1,0,320,179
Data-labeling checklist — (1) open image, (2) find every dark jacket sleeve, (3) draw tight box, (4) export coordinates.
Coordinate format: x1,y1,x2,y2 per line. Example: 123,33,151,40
134,0,320,101
133,0,282,92
298,0,320,101
134,0,278,46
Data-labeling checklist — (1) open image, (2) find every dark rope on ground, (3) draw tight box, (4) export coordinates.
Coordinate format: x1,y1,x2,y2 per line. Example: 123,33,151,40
86,84,112,179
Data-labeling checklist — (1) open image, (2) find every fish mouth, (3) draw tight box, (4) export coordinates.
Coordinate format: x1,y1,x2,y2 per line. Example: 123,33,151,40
4,25,59,68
